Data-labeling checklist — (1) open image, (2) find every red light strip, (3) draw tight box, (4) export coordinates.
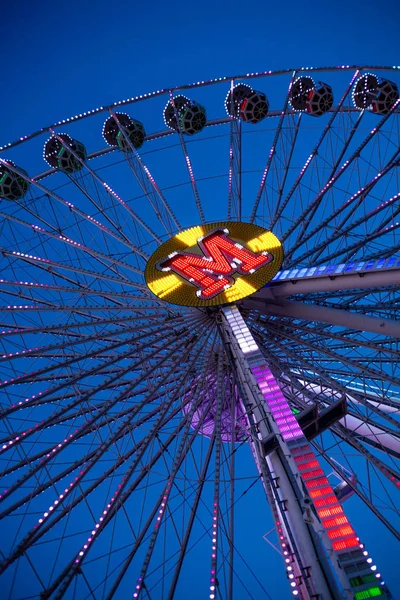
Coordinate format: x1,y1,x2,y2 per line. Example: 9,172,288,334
158,229,272,299
249,363,359,550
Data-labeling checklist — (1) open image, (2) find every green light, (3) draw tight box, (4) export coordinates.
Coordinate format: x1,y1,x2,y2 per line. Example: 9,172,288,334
350,574,378,586
354,587,382,599
363,575,379,585
291,407,300,415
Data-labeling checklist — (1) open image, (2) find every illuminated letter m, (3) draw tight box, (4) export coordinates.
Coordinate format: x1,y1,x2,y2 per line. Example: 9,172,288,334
157,228,273,299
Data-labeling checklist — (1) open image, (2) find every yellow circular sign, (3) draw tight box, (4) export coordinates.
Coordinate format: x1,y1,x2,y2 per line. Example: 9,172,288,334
145,222,283,307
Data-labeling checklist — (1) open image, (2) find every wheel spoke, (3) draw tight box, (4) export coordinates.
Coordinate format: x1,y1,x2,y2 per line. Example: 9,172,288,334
1,65,399,599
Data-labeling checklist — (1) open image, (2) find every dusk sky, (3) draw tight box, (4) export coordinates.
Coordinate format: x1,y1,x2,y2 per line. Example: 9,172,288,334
1,1,400,599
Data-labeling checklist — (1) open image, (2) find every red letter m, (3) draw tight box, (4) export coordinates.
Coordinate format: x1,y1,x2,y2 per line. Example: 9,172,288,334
157,228,273,299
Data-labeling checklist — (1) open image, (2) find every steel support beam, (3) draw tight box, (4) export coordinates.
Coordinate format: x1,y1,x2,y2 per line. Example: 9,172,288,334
244,297,400,338
265,268,400,298
221,307,346,600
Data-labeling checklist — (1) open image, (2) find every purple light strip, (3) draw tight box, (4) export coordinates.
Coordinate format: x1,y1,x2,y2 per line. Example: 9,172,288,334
251,364,303,441
209,500,218,599
224,307,303,440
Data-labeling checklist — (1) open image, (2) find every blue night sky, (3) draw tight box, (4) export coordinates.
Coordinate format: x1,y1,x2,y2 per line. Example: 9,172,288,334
1,1,400,599
2,0,400,143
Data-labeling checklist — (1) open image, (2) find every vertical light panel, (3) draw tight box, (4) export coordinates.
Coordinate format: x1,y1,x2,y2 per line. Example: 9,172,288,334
251,364,304,441
223,305,391,600
224,308,259,354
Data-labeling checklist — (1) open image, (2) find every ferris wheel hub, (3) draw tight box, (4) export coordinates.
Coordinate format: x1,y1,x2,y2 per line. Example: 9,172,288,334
145,221,283,306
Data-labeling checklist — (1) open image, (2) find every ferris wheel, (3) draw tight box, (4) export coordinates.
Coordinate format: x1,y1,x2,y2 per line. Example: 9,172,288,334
0,65,399,599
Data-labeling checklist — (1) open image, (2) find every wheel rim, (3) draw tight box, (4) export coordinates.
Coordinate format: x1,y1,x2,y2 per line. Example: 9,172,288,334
0,65,399,599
